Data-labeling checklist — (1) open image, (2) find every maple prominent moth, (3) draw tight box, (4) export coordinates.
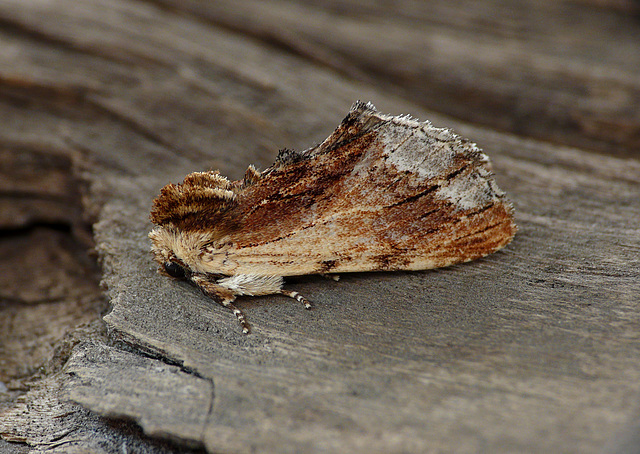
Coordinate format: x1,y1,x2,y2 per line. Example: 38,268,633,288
149,102,516,333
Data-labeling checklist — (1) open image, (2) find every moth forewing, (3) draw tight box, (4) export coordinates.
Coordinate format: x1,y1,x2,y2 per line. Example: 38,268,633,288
149,101,516,333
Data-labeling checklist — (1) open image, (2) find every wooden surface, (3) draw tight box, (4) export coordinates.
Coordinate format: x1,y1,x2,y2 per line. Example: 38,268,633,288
1,1,639,453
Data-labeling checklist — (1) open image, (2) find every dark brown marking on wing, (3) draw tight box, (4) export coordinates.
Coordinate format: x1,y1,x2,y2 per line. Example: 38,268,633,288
463,203,495,218
445,162,471,181
321,260,338,272
373,250,412,270
387,185,440,208
219,131,379,246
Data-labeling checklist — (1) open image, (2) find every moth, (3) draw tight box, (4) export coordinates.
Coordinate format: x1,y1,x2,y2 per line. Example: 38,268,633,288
149,101,516,333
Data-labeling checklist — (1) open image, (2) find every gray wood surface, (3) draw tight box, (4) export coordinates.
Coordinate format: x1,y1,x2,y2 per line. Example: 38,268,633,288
0,1,639,453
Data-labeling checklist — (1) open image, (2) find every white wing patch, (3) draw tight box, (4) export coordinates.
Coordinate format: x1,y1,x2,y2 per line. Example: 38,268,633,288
435,166,504,211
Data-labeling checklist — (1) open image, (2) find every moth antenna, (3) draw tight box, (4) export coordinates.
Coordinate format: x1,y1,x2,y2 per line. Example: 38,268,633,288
280,290,312,310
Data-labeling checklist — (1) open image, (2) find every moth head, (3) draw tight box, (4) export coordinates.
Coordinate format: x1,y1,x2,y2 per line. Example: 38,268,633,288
149,220,227,278
149,170,255,280
149,225,192,278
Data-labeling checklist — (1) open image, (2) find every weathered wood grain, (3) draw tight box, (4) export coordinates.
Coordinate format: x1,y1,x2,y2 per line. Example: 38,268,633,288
146,0,640,158
64,341,212,447
0,0,639,453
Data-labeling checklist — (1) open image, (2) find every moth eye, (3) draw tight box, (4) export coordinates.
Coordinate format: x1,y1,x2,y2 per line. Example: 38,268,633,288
164,261,186,279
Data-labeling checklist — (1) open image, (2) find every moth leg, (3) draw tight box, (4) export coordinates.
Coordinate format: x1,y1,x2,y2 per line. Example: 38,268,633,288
218,298,250,334
279,290,312,310
191,274,250,334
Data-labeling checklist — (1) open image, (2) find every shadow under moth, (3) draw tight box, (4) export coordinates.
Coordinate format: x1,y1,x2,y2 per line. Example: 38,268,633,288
149,101,516,333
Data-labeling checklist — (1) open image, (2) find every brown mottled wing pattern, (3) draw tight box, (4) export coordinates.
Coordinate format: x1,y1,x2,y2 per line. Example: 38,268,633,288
208,101,516,276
